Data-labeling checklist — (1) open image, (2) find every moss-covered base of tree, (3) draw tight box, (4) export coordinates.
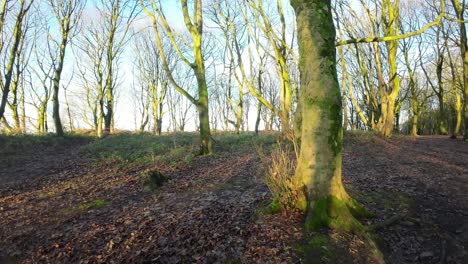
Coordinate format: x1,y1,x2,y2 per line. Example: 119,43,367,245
346,197,375,218
304,195,371,233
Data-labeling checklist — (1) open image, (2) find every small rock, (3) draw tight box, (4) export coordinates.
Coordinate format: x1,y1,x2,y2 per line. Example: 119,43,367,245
420,251,434,260
400,220,415,227
455,229,463,234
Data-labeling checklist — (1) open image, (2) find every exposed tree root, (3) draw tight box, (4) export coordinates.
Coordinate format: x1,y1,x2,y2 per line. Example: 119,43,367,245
369,213,407,231
303,195,385,263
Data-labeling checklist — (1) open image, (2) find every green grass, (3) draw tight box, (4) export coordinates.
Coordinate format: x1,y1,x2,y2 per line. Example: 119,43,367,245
79,199,108,210
1,131,279,169
81,131,278,167
81,132,199,167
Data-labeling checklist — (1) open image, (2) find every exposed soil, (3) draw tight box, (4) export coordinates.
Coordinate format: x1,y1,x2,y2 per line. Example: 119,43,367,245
0,134,467,263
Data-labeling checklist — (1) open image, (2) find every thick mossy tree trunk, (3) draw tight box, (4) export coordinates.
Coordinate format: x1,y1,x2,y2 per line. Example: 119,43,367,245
291,0,368,231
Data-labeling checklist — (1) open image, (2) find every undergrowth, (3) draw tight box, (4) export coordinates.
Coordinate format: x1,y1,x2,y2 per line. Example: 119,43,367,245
258,142,300,212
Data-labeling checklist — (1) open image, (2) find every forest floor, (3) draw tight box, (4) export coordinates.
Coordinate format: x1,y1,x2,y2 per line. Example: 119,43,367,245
0,132,466,263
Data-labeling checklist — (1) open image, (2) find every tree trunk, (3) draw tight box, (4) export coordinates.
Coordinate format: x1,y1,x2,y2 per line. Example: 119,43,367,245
37,104,47,134
437,93,447,135
377,95,396,137
104,92,113,135
255,102,262,136
194,42,213,154
197,98,212,154
455,93,462,135
451,0,468,140
51,83,63,136
411,95,419,136
52,34,68,137
463,50,468,140
291,0,368,231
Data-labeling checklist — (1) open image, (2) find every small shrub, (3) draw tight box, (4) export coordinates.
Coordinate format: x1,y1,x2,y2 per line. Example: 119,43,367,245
260,143,302,211
141,170,168,190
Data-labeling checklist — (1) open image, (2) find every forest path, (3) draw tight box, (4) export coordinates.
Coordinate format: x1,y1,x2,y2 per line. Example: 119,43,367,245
0,138,300,263
344,135,468,264
0,137,90,192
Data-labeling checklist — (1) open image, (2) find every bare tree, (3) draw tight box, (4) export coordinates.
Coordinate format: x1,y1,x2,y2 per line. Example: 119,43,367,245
140,0,213,154
0,0,33,127
46,0,85,136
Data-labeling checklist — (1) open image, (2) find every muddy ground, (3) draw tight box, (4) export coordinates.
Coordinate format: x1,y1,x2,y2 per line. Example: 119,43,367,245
0,133,466,263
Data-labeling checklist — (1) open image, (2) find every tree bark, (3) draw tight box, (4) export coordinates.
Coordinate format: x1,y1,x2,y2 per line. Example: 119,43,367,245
51,15,72,137
451,0,468,140
291,0,368,231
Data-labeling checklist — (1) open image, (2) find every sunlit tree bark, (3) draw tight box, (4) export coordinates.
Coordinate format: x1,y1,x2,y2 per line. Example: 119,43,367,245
291,0,369,231
451,0,468,140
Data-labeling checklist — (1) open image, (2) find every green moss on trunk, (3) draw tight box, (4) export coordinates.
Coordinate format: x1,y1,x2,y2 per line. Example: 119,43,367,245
305,196,364,232
291,0,371,232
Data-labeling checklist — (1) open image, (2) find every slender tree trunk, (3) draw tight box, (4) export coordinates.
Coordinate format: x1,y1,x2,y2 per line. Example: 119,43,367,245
411,95,419,136
464,53,468,140
64,88,73,132
196,80,212,154
255,102,262,136
20,82,26,133
37,104,47,134
455,93,462,135
194,40,213,154
157,102,163,135
52,34,69,137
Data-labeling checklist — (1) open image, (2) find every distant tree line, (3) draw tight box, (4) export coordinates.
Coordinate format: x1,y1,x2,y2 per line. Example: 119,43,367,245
0,0,466,148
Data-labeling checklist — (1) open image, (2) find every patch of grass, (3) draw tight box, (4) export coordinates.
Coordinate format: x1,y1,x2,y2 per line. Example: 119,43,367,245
355,190,412,212
82,132,198,167
79,199,108,210
215,132,277,152
268,196,283,214
82,132,278,168
257,196,283,215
